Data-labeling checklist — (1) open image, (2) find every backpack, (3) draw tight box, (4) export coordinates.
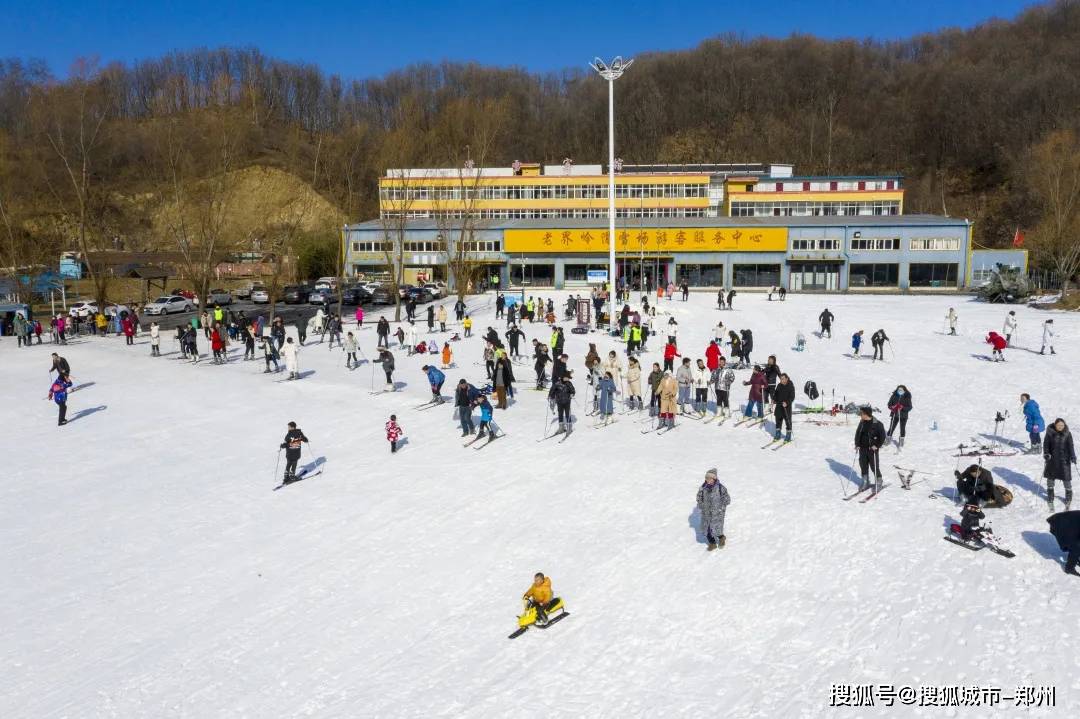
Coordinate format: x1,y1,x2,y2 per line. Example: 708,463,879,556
803,380,819,400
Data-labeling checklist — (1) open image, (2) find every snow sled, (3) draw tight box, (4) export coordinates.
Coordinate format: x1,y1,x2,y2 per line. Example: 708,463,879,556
943,523,1015,558
508,598,568,639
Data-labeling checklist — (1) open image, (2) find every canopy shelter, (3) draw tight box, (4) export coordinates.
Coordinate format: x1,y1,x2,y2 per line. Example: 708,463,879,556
124,266,171,305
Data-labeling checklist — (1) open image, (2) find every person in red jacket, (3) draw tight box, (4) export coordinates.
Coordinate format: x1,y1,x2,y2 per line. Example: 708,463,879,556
121,315,136,346
663,341,680,373
211,324,226,364
705,340,721,372
386,414,403,453
742,365,766,418
986,331,1007,362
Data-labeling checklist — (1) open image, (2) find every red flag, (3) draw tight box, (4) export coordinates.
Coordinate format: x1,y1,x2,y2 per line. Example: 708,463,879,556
1013,228,1025,248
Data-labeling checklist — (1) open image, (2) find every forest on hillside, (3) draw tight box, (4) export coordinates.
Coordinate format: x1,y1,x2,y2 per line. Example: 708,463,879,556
1,0,1078,298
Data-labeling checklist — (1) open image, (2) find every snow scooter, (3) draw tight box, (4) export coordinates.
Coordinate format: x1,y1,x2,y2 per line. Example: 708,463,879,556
508,597,569,639
943,522,1015,558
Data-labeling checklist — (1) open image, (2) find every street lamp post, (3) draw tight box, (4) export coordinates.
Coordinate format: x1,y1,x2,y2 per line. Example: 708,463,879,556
590,56,633,333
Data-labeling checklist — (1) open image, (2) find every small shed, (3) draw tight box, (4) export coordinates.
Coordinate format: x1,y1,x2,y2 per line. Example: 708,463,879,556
124,266,171,304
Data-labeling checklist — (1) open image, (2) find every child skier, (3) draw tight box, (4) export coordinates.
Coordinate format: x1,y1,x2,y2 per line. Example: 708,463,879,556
1003,311,1017,346
946,308,958,335
279,421,309,484
48,375,73,426
386,415,402,453
986,331,1007,361
344,332,359,368
1021,393,1045,453
1041,319,1056,355
475,396,498,440
851,330,864,357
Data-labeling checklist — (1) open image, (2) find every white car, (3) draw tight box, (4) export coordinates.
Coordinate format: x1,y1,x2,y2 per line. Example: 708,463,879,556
144,295,194,315
362,282,382,293
422,283,443,298
251,289,270,304
68,301,97,319
314,276,338,291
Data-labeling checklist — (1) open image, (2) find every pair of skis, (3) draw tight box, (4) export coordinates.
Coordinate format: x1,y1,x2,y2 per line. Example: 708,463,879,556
464,432,504,449
272,468,323,491
943,532,1015,558
843,483,889,502
760,437,792,450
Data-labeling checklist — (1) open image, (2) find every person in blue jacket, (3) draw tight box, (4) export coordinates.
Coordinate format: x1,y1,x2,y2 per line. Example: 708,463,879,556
597,371,617,423
474,396,499,440
1021,393,1045,453
422,365,446,403
48,375,73,426
851,330,864,357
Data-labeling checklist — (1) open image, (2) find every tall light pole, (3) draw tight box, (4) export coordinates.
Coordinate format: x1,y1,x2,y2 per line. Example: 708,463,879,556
590,56,633,332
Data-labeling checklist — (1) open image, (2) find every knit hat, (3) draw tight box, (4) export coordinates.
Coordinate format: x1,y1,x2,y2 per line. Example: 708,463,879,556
705,468,718,480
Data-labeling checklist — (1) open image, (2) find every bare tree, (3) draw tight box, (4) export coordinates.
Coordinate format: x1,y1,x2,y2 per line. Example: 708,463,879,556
1027,130,1080,298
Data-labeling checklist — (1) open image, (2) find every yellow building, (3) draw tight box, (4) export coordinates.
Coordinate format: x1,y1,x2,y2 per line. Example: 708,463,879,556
379,162,904,221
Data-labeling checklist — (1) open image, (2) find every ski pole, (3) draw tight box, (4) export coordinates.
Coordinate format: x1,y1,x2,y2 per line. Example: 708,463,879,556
273,448,282,485
845,450,858,495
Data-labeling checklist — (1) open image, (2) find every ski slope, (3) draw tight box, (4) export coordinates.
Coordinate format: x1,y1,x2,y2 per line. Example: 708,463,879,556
2,292,1078,718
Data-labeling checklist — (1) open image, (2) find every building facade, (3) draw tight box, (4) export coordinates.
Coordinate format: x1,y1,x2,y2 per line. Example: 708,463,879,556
344,215,1025,292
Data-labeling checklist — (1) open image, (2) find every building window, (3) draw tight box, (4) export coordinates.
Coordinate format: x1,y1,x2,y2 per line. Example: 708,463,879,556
565,264,609,282
791,238,841,251
908,263,958,287
850,237,900,251
676,263,724,286
909,237,960,251
733,264,781,287
849,263,899,287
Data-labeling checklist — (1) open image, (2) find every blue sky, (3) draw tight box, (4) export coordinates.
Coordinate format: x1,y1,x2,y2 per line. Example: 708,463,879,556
1,0,1041,79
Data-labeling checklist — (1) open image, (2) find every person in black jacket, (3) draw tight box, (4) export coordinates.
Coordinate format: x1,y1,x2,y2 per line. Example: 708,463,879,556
548,371,576,434
871,329,890,361
506,325,525,357
551,327,565,358
376,316,390,348
740,329,753,366
819,309,834,338
454,379,477,436
886,385,912,447
955,464,997,506
854,406,886,489
280,421,309,484
551,354,569,384
426,305,435,333
1047,510,1080,576
762,355,781,409
49,353,71,379
772,373,795,442
496,293,506,319
533,341,550,389
1043,418,1076,511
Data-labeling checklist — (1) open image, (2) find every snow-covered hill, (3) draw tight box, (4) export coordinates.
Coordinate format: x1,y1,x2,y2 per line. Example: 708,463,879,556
3,292,1077,718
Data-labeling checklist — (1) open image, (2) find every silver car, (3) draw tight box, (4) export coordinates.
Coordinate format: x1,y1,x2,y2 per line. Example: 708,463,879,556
207,288,232,305
144,295,194,315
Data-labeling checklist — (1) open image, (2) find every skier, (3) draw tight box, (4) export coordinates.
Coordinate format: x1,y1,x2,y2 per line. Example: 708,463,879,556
886,385,912,447
404,321,418,356
705,340,721,373
666,317,679,347
281,337,299,379
496,293,505,319
854,406,886,490
493,356,514,409
422,365,446,404
1021,393,1045,453
386,415,403,453
696,468,731,551
185,326,200,362
150,321,161,356
344,332,359,368
1040,319,1056,355
726,289,735,310
47,374,72,426
1047,510,1080,576
1003,310,1017,346
658,371,678,428
772,373,795,442
713,320,726,344
819,308,834,338
327,315,342,348
647,363,663,416
870,329,890,361
596,372,617,424
279,421,309,484
626,357,642,410
1043,418,1075,511
533,341,550,389
762,355,781,409
522,573,554,624
261,335,280,373
851,330,864,357
602,351,623,392
378,348,396,391
986,331,1007,361
551,353,568,384
548,371,576,434
740,328,754,366
474,395,499,440
49,352,71,379
662,340,680,373
946,308,958,335
211,324,225,364
728,331,743,366
957,502,989,542
270,318,285,350
742,365,766,419
693,359,710,416
711,356,735,420
354,305,364,328
376,316,390,348
242,323,255,360
676,357,694,415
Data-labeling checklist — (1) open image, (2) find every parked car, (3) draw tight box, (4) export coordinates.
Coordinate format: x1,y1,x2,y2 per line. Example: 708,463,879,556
170,288,196,300
371,287,395,305
308,288,333,306
234,282,260,300
362,281,382,293
68,301,98,319
341,286,372,306
314,276,338,291
406,287,435,304
207,288,232,306
144,295,195,315
396,283,415,299
282,285,311,304
251,288,270,304
422,282,444,299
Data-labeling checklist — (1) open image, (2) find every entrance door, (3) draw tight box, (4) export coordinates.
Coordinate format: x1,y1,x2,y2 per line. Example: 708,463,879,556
790,263,840,291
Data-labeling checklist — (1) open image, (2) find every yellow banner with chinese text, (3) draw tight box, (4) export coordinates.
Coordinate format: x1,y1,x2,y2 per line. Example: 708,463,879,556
504,227,788,254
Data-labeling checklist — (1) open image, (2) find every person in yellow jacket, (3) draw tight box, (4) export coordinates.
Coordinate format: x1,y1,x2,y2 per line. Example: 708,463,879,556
94,312,107,334
523,572,554,622
462,315,473,337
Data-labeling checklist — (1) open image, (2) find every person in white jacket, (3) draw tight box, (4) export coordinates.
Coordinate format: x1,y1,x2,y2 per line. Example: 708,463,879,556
282,337,300,380
343,331,359,368
602,351,624,407
149,321,161,356
666,317,679,347
946,308,958,336
675,357,694,414
1041,318,1056,355
693,359,711,416
713,321,726,343
1003,311,1018,346
404,321,418,356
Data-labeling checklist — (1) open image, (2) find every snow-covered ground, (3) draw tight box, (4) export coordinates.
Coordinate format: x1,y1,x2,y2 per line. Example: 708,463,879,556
3,292,1078,718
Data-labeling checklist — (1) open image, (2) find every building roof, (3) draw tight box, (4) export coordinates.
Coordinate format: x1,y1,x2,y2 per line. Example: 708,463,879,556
755,175,904,182
346,214,969,232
